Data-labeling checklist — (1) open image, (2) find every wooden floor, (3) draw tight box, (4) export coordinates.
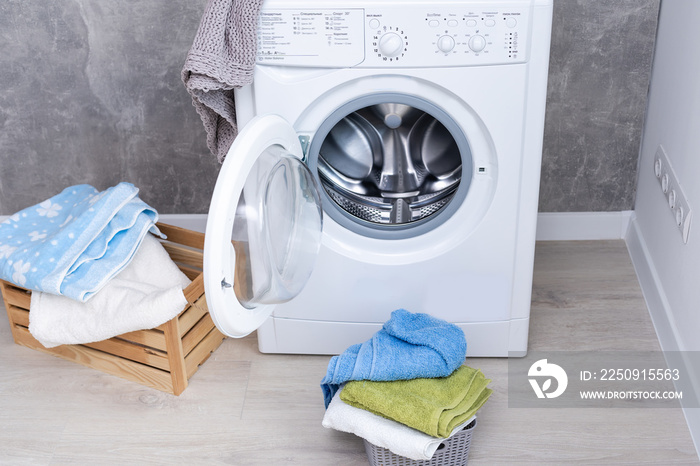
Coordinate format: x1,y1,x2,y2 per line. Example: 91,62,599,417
0,241,698,465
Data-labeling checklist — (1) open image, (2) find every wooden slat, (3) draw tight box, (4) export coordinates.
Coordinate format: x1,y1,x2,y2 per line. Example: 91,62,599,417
162,317,188,395
8,306,171,372
5,305,28,346
183,274,204,304
181,313,218,356
178,265,201,281
153,293,205,335
84,338,170,371
116,328,167,352
154,278,204,333
13,326,175,394
0,280,12,306
156,223,205,250
178,296,209,337
0,281,31,309
161,242,203,269
184,327,227,379
8,305,30,327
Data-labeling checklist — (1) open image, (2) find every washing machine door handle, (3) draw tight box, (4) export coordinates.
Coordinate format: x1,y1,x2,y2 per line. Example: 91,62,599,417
203,114,323,338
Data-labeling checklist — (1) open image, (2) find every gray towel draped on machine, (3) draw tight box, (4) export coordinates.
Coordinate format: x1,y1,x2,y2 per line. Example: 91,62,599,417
181,0,264,162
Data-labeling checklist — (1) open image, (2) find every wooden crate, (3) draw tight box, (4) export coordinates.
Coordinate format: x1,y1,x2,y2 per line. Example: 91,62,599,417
0,223,226,395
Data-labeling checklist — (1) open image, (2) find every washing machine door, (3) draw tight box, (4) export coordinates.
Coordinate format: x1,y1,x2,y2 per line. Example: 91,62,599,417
203,114,323,338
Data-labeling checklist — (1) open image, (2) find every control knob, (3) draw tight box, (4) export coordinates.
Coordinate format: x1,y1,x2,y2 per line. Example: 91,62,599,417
378,32,404,58
469,35,486,52
437,35,455,53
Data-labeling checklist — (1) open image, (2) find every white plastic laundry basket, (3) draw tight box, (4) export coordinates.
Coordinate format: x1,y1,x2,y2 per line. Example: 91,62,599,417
363,418,477,466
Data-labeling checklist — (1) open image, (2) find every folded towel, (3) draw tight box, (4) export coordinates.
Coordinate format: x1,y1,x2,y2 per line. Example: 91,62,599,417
340,365,492,438
323,390,475,462
29,234,191,348
320,309,467,408
182,0,264,162
0,183,160,302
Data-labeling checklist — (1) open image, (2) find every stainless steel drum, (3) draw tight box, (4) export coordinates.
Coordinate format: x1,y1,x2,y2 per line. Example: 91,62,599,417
317,102,464,227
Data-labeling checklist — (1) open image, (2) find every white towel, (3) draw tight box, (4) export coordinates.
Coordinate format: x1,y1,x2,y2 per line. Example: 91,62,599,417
29,234,191,348
322,390,475,461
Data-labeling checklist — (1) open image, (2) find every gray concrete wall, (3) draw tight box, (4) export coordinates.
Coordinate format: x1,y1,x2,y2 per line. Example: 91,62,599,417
540,0,660,212
0,0,659,215
0,0,217,214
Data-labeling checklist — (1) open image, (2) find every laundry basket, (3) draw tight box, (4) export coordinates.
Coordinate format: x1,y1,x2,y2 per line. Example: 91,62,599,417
363,418,477,466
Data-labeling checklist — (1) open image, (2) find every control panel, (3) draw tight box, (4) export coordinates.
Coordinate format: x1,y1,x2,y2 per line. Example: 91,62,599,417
256,4,531,68
257,9,365,67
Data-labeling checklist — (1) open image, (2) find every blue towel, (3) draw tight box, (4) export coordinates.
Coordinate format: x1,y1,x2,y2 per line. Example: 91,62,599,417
320,309,467,408
0,183,160,302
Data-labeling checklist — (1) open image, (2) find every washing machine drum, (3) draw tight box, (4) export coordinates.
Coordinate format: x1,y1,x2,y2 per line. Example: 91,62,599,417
204,115,323,338
308,95,472,239
317,103,462,226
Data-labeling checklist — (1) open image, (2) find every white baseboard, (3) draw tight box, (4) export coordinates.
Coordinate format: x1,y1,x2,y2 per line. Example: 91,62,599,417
160,211,636,241
625,217,683,351
158,214,207,233
626,216,700,458
536,211,634,241
2,211,634,241
684,410,700,462
163,212,635,241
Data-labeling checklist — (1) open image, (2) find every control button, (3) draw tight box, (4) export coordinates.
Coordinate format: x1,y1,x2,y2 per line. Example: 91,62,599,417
378,32,404,57
437,35,455,53
447,19,458,27
484,19,496,27
428,19,440,27
506,17,517,28
468,35,486,52
466,19,477,27
369,19,380,29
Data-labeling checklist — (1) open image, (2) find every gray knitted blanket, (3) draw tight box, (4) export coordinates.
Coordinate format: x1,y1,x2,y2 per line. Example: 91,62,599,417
182,0,264,162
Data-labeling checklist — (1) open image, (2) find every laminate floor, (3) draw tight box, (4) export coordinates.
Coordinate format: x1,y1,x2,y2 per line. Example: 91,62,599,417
0,241,698,465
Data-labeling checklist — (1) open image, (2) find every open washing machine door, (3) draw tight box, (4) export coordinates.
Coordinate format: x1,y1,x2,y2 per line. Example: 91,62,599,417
204,114,323,338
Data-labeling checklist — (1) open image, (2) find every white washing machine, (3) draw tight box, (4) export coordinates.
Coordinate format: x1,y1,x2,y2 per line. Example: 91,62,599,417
203,0,553,357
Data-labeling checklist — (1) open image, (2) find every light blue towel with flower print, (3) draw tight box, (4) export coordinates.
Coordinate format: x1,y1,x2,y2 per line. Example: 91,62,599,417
0,183,161,302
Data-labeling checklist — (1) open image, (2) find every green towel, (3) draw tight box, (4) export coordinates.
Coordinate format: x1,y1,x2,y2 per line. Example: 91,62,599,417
340,365,492,438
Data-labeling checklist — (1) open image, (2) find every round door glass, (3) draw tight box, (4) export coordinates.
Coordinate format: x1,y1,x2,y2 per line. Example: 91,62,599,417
230,145,323,308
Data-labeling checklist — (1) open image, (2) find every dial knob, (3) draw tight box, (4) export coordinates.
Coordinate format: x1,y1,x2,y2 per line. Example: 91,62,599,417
378,32,404,57
437,35,455,53
469,35,486,52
